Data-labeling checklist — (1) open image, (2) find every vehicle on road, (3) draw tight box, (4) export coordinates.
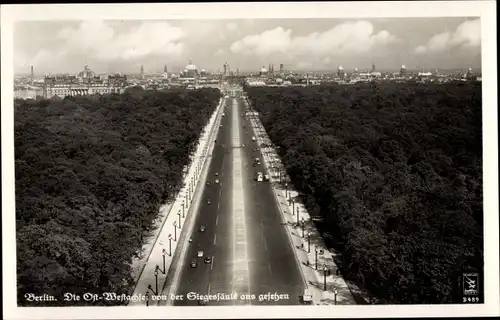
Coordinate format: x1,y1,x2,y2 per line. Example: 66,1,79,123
207,199,211,204
215,179,219,184
254,157,261,164
303,289,313,304
200,225,206,232
252,136,256,141
256,172,263,182
197,250,204,258
206,181,211,186
189,237,193,243
190,260,198,268
198,299,208,305
215,172,219,176
264,174,270,181
204,256,212,264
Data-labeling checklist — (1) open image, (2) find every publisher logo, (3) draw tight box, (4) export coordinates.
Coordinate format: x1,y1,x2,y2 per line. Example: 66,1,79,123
463,272,479,296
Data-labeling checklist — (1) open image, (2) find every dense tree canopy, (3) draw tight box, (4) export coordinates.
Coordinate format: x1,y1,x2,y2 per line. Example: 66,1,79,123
245,82,483,304
15,87,221,305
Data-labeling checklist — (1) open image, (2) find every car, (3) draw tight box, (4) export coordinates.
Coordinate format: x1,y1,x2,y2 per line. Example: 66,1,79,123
197,250,204,258
200,225,206,232
206,181,211,186
198,299,208,305
190,260,197,268
204,256,212,264
215,173,219,176
215,179,219,184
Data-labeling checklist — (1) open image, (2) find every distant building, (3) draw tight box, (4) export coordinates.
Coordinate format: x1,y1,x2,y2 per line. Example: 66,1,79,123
43,63,127,99
259,66,268,77
400,65,406,77
179,60,199,80
337,65,345,81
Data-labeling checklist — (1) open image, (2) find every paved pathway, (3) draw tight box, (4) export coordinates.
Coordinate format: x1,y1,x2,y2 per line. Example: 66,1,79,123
128,97,225,306
246,101,358,306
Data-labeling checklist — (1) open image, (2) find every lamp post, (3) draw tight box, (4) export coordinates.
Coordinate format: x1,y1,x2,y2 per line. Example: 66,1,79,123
323,265,329,291
145,291,150,306
315,246,318,270
161,249,167,274
307,232,312,253
148,284,157,295
301,217,305,238
168,234,172,256
292,199,295,215
285,182,288,198
334,288,338,305
177,211,182,228
296,206,300,224
173,221,177,241
182,201,185,218
154,266,159,295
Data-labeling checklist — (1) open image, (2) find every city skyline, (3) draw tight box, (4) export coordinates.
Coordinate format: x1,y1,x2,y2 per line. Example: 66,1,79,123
14,17,481,75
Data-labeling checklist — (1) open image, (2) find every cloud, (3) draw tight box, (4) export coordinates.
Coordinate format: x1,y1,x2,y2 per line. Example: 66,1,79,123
215,49,225,56
226,22,238,31
230,27,293,55
56,21,185,62
229,21,397,57
415,18,480,54
296,61,312,69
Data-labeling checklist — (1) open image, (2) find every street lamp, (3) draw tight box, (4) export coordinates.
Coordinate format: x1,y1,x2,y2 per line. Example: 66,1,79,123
145,291,150,306
177,211,182,228
173,221,177,241
315,246,319,270
301,217,305,238
292,199,295,215
160,249,167,274
296,206,300,224
154,266,159,294
334,288,338,305
168,234,172,256
323,265,329,291
307,232,312,253
148,284,157,295
285,182,288,197
182,201,185,218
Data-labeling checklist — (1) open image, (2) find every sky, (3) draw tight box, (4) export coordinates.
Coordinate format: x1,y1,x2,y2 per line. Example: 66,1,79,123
14,17,481,75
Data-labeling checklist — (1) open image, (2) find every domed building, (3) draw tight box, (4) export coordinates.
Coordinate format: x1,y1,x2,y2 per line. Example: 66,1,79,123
400,64,406,77
43,63,127,99
77,63,99,83
180,60,199,79
337,65,345,80
259,66,268,77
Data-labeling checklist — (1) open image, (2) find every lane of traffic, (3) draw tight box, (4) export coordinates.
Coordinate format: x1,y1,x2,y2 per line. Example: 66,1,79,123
172,98,234,306
239,99,305,305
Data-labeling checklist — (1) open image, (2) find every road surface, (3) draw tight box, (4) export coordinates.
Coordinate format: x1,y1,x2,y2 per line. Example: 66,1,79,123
169,93,304,306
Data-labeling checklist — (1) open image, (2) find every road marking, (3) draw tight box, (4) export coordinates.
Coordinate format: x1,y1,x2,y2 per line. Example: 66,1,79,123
268,263,272,276
218,202,220,210
211,256,214,270
216,215,219,226
231,97,250,305
213,234,217,245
